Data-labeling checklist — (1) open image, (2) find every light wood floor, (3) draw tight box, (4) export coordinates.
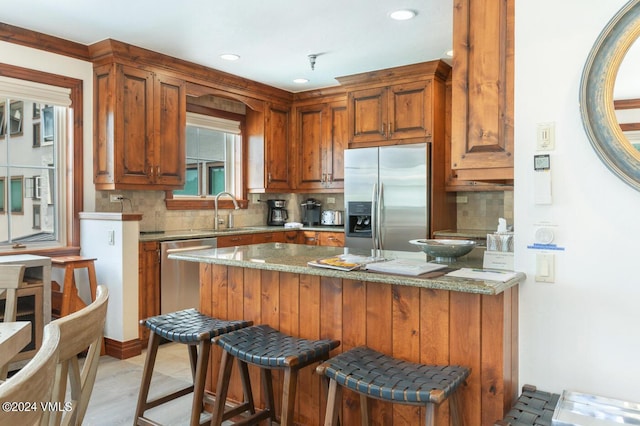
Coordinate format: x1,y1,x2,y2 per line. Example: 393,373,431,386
85,342,209,425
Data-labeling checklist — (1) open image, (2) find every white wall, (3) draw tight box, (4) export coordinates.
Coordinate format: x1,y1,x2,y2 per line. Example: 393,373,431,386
515,0,640,400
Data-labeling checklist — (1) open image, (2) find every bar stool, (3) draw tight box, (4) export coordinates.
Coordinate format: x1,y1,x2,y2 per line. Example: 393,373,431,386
210,324,341,426
134,309,253,426
50,255,98,318
316,346,471,426
496,384,560,426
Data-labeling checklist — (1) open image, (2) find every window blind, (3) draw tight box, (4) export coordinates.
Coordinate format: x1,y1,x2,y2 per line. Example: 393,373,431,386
186,112,241,134
0,76,72,106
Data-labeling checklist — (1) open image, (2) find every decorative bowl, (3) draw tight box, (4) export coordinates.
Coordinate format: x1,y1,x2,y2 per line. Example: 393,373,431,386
409,239,476,263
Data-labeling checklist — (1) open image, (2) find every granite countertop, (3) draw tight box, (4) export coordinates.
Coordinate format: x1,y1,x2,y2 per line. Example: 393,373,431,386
139,225,344,242
169,242,524,295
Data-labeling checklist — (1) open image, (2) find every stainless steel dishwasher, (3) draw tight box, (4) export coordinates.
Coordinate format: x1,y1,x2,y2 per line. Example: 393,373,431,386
160,237,217,314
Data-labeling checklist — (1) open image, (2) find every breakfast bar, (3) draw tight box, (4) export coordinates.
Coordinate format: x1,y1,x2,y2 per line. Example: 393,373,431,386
170,243,524,426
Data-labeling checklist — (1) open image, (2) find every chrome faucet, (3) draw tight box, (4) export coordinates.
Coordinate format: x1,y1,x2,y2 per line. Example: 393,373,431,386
214,191,240,230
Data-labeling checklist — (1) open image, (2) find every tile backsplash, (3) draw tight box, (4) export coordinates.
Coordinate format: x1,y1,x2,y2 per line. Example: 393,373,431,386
456,191,513,231
95,190,510,233
95,191,345,232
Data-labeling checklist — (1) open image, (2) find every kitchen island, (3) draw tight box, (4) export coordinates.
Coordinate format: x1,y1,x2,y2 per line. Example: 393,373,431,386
170,243,524,426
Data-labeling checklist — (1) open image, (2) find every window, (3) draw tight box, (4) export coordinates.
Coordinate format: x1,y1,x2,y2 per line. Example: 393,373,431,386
172,112,241,198
0,78,71,247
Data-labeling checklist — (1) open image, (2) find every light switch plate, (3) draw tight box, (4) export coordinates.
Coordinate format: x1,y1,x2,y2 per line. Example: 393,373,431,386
535,253,555,283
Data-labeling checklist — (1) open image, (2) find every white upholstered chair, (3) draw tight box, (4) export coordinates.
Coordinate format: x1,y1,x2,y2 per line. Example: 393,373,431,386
0,321,61,426
0,264,26,379
48,284,109,426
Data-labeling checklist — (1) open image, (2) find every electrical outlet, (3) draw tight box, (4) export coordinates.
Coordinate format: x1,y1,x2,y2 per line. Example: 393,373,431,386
327,197,336,204
110,194,123,203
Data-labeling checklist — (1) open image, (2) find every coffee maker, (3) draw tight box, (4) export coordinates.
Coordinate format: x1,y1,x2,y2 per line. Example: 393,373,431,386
301,198,321,226
266,200,288,226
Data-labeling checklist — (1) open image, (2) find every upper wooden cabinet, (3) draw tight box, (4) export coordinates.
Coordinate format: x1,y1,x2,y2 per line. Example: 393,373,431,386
337,61,450,148
246,102,292,193
94,63,186,190
293,98,347,191
450,0,514,183
348,81,434,146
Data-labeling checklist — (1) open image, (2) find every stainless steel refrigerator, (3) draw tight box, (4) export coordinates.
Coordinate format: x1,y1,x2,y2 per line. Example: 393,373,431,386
344,143,429,252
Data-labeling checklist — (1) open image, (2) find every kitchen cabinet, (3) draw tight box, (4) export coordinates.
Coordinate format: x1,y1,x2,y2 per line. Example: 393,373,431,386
138,241,160,345
346,81,434,146
298,230,344,247
217,234,254,248
450,0,514,183
94,63,186,190
246,102,292,192
319,231,344,247
293,99,347,191
251,232,285,244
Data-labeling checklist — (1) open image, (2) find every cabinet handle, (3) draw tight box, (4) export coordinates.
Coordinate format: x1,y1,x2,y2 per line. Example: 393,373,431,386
149,166,154,177
321,173,326,183
156,166,160,176
268,172,272,184
381,123,385,135
327,173,333,183
388,122,392,136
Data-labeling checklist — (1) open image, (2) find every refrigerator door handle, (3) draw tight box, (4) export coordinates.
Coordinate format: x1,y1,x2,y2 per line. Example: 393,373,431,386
377,182,384,250
371,183,378,250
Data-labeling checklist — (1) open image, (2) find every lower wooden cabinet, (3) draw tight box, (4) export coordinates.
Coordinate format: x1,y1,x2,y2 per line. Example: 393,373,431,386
298,230,344,247
138,241,160,345
319,232,344,247
217,234,254,248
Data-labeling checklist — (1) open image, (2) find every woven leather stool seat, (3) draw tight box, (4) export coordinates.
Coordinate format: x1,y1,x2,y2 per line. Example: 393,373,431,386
317,346,470,426
142,308,252,343
496,385,560,426
134,309,252,426
210,324,340,426
215,324,340,368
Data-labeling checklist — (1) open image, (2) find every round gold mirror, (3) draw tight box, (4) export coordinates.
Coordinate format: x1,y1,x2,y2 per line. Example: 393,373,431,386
580,0,640,190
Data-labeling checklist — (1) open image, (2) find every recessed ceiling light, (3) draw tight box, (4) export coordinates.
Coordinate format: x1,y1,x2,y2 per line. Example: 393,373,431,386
389,9,417,21
220,53,240,61
293,78,309,84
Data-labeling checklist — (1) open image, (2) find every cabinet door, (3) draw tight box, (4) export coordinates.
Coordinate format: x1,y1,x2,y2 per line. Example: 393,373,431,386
298,231,319,245
217,234,254,248
451,0,514,181
348,87,387,145
138,241,160,345
265,104,291,190
324,101,347,189
116,65,154,185
296,104,325,190
389,81,433,142
283,231,299,244
153,73,186,187
319,232,344,247
252,232,285,244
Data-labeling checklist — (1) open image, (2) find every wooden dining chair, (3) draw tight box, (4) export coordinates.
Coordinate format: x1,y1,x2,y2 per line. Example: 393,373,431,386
0,321,61,426
0,264,26,379
48,284,109,426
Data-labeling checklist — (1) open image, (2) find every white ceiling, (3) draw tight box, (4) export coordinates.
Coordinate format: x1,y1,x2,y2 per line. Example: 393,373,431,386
0,0,453,93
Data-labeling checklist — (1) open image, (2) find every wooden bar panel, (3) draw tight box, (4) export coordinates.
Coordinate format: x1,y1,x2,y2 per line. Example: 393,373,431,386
200,265,517,425
298,274,321,425
392,286,421,425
